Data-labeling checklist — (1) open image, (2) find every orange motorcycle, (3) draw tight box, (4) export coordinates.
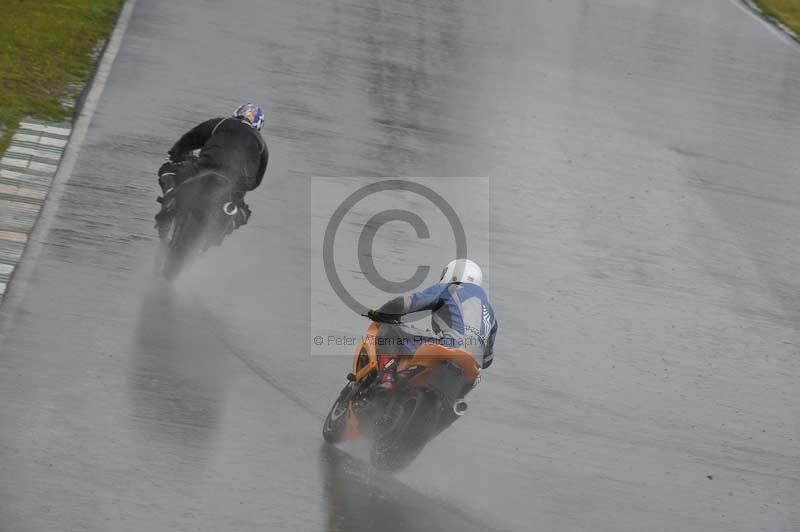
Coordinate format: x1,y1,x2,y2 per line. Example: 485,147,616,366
322,319,481,471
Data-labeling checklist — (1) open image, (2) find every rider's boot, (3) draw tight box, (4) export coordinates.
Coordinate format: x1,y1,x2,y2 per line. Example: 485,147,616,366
154,205,172,240
154,165,179,239
157,172,176,201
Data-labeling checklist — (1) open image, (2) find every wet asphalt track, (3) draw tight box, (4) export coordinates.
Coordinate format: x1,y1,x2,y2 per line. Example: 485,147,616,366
1,0,800,530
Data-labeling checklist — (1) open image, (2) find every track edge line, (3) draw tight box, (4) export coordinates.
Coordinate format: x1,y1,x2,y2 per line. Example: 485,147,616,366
0,0,139,331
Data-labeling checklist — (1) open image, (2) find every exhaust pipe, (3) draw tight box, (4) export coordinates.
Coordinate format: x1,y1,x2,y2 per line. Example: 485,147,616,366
223,202,239,216
453,400,468,416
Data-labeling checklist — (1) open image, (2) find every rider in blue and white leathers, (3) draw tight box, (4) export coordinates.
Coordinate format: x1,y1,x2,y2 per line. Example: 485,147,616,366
368,259,498,370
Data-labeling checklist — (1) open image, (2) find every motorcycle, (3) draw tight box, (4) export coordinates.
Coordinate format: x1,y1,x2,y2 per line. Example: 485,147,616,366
322,318,481,471
156,155,242,280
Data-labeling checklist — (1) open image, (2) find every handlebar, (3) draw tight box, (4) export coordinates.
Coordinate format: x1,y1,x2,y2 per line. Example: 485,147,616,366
361,312,402,324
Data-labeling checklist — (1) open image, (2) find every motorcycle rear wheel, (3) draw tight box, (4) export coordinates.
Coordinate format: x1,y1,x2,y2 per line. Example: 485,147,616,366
162,211,200,281
370,389,439,471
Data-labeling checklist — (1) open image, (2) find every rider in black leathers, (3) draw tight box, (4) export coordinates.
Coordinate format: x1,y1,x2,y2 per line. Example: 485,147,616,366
155,103,268,237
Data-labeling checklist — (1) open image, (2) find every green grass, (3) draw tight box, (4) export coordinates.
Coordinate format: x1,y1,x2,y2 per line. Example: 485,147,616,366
754,0,800,35
0,0,123,153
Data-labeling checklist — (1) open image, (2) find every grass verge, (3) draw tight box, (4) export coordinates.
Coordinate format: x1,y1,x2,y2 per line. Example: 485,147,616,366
754,0,800,35
0,0,124,154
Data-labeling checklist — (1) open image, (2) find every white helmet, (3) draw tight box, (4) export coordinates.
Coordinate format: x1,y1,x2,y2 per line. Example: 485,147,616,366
440,259,483,286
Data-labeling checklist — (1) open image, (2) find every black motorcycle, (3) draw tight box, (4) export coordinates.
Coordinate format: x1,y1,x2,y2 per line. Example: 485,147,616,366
156,157,242,280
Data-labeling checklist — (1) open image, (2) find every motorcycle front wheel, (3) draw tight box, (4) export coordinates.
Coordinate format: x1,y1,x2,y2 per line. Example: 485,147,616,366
322,384,351,443
162,211,201,281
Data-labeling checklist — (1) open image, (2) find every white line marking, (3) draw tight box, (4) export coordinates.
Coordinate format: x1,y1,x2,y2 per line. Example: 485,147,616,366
18,123,72,137
16,127,71,140
0,264,13,276
729,0,800,49
0,282,6,296
13,134,41,143
0,199,40,213
6,147,61,161
28,161,58,173
0,184,46,200
0,157,27,169
0,250,22,260
0,231,28,244
0,175,49,188
38,137,68,148
0,249,23,260
17,123,46,132
10,141,64,153
0,168,52,184
0,169,26,179
43,126,72,136
0,0,138,309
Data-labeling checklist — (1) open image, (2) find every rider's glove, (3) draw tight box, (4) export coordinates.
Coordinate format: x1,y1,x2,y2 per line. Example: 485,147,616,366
367,309,397,323
168,149,187,163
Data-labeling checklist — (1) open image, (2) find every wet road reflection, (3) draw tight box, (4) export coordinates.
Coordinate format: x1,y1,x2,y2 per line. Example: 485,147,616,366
129,287,230,465
319,444,492,532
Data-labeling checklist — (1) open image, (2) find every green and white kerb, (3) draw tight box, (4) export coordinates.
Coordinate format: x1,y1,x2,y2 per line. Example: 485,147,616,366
0,118,71,299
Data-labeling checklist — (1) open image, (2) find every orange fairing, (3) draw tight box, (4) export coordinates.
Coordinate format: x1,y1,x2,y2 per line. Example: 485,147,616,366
352,322,480,382
342,322,480,441
351,321,380,380
403,343,480,380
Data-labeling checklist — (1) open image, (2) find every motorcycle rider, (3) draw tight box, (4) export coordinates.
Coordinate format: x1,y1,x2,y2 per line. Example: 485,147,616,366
155,103,268,238
367,259,498,387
